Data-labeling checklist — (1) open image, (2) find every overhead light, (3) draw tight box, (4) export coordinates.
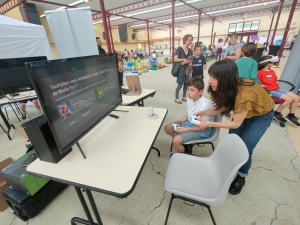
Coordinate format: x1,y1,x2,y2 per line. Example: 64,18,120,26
126,0,204,17
40,0,89,18
93,16,123,25
206,0,279,15
130,22,154,27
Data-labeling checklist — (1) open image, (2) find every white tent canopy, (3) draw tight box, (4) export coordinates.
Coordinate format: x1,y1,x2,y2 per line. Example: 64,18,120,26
0,15,53,60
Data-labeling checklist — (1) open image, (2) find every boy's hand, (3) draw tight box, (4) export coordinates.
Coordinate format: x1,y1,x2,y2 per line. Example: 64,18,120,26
176,127,187,133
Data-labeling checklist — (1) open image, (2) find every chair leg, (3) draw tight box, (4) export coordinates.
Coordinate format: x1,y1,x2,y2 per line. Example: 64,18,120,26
170,141,173,153
207,206,217,225
164,194,175,225
210,143,215,151
10,104,21,122
151,147,160,157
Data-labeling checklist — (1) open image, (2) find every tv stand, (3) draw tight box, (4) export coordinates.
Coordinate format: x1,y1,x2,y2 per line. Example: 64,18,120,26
76,142,86,159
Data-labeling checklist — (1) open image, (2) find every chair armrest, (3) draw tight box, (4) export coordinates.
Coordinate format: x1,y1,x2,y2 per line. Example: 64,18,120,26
277,80,295,91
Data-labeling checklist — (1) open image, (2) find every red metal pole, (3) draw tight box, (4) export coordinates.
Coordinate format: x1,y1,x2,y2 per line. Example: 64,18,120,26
171,0,175,64
169,25,171,54
197,10,201,43
99,0,112,53
21,1,31,23
270,0,285,46
277,0,298,63
210,18,215,46
107,15,114,52
266,8,276,48
146,21,150,53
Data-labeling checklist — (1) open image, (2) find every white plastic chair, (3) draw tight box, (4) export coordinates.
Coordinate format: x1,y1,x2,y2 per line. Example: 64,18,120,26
164,134,249,225
170,114,223,154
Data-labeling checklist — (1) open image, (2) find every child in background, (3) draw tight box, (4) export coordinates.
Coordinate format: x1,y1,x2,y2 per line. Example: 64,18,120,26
258,55,300,126
192,45,207,79
164,77,213,153
118,60,124,87
235,42,261,84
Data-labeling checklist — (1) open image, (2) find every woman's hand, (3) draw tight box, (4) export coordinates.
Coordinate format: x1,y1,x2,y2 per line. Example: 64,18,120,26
175,127,188,134
195,110,207,118
194,118,210,129
221,55,226,60
180,59,188,65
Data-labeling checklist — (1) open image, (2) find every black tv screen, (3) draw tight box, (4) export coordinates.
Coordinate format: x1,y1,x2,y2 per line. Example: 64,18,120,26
0,56,47,94
118,24,128,42
25,54,122,154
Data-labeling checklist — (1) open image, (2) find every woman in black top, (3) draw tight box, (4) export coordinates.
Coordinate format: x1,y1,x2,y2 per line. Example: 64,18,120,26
174,34,193,104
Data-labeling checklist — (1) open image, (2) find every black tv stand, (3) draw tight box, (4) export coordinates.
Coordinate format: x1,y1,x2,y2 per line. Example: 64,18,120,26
76,142,86,159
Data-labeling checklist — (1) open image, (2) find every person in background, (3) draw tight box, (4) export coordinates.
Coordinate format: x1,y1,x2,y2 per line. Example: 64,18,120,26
216,39,223,61
96,37,105,55
124,49,128,61
207,45,212,50
195,59,274,195
222,32,243,61
152,51,157,60
258,55,300,126
118,60,124,87
222,39,229,55
130,50,134,60
199,41,206,56
235,42,260,85
192,45,207,79
19,99,43,119
174,34,194,104
289,35,297,50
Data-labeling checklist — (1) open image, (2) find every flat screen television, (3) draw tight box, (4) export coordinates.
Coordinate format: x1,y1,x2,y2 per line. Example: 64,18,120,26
25,54,122,154
0,56,47,95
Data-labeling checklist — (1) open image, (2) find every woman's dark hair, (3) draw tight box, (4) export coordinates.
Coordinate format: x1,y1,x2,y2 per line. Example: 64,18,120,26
183,34,193,44
241,42,257,57
208,59,240,114
258,55,272,70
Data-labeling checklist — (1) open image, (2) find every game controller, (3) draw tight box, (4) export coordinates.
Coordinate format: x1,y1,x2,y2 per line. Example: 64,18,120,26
172,123,180,131
191,114,200,124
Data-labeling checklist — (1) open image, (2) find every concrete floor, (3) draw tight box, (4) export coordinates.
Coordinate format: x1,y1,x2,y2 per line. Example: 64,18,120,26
1,50,300,225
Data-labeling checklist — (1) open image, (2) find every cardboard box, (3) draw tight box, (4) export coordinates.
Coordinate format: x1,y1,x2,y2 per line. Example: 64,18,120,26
0,157,13,212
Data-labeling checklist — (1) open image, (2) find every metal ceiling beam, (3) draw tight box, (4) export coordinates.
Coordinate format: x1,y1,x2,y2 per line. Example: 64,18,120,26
92,0,172,20
28,0,101,13
149,0,280,22
133,3,300,32
0,0,23,15
177,0,222,24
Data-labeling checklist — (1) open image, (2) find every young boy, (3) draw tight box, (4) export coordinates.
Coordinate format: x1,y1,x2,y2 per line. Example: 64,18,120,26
235,42,261,84
164,77,213,153
192,45,207,79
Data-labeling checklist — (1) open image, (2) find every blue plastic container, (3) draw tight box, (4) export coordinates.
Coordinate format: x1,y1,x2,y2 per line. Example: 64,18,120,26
150,60,156,66
124,62,135,67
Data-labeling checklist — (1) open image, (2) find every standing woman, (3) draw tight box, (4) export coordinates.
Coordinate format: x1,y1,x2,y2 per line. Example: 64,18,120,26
195,59,274,195
215,38,223,61
174,34,194,104
222,33,243,61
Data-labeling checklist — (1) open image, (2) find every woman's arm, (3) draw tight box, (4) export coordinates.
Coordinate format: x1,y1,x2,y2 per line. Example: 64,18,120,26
196,111,248,129
174,54,188,64
226,47,242,61
195,107,226,117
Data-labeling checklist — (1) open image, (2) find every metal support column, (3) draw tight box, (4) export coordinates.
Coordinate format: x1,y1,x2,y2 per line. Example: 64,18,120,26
171,0,175,64
210,18,215,46
21,1,31,23
107,15,114,52
146,21,150,53
277,0,298,63
99,0,112,53
266,8,276,48
270,0,285,46
197,10,202,43
169,25,171,54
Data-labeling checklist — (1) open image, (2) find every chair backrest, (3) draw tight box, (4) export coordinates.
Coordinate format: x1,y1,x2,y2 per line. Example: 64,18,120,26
209,134,249,206
208,114,222,142
252,47,264,62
